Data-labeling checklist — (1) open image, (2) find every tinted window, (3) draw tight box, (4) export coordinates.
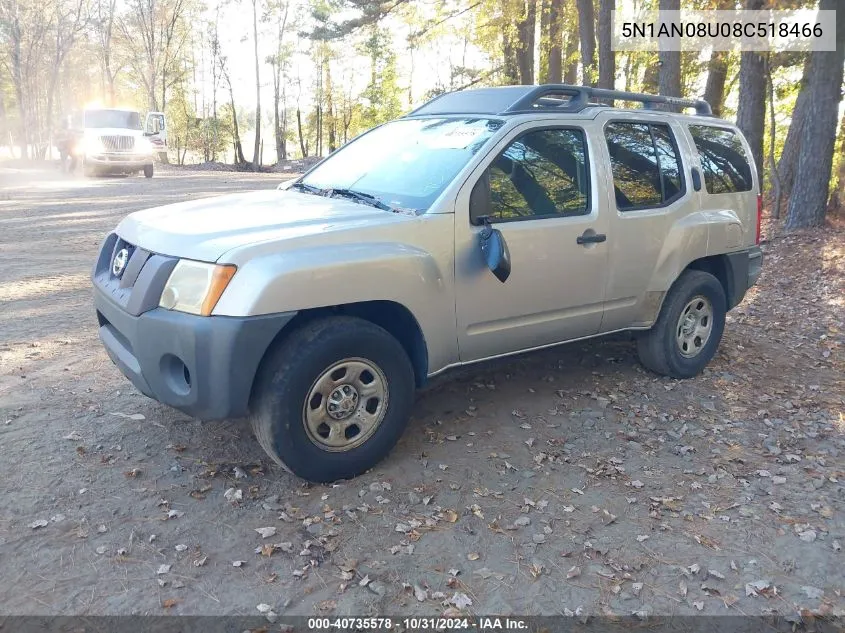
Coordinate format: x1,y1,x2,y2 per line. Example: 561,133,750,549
487,128,589,220
653,125,682,200
688,126,753,193
605,122,685,210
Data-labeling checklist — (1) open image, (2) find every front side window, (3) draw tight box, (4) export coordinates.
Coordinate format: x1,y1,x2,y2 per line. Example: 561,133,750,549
300,117,503,213
688,125,753,194
486,128,590,221
605,121,685,211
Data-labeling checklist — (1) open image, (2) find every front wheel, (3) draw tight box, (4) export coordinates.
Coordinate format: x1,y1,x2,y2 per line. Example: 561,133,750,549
143,164,154,178
636,270,726,379
249,316,415,482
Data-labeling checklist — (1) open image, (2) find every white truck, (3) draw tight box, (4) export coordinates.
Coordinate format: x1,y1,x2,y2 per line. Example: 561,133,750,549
59,108,167,177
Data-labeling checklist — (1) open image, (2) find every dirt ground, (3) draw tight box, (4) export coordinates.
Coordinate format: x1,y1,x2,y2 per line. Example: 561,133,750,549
0,164,843,619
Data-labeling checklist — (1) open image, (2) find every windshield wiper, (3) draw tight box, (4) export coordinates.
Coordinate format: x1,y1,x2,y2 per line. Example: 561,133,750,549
289,181,323,195
326,188,393,212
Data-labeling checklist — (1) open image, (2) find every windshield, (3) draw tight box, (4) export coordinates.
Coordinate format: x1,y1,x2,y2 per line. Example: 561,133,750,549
84,109,142,130
300,117,503,212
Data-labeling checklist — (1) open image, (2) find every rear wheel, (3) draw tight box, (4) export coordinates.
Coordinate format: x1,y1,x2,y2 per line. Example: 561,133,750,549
636,270,726,378
143,164,154,178
249,316,415,482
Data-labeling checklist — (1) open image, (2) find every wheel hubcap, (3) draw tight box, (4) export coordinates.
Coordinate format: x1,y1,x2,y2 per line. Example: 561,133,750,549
676,295,713,358
303,358,389,452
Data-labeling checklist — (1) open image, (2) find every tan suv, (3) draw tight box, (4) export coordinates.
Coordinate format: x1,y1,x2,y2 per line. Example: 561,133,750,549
92,85,763,482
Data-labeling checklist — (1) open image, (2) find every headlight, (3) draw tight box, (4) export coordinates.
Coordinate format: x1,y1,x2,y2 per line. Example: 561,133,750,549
136,137,153,154
159,260,237,316
83,137,105,155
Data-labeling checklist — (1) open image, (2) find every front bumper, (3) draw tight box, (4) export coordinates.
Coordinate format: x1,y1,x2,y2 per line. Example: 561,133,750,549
92,233,296,420
86,153,152,169
725,245,763,309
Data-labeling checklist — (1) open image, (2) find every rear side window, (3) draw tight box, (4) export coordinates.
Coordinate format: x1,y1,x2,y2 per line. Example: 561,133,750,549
605,122,684,211
688,125,753,194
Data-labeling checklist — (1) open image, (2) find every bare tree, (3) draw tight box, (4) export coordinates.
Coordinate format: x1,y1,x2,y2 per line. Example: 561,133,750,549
250,0,261,169
118,0,191,112
94,0,118,104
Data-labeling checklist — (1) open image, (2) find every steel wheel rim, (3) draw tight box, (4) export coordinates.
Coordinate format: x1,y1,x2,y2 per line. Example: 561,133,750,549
303,357,389,452
676,295,713,358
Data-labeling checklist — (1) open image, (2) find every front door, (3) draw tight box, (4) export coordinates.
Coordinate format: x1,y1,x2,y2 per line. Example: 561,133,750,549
454,122,610,362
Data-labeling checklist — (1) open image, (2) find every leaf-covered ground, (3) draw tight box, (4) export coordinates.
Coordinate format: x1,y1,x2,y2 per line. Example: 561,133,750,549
0,169,842,619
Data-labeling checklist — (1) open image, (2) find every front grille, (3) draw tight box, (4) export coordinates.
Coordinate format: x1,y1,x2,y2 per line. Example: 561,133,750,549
100,135,135,151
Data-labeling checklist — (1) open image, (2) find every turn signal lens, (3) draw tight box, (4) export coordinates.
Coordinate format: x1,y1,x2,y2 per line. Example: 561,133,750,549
200,264,237,316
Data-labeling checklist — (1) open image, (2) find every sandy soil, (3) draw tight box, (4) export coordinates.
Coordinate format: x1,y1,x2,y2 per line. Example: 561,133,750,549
0,164,843,619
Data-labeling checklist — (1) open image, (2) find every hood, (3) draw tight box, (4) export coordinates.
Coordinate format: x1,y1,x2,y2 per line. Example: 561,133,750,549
116,189,412,262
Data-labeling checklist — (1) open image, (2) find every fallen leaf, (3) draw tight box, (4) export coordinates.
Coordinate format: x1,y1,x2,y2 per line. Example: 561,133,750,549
359,575,371,587
157,564,171,575
111,412,145,421
224,488,243,503
449,592,472,609
28,519,48,529
444,510,459,523
193,555,208,567
467,552,480,561
566,566,581,579
414,585,427,602
162,598,179,609
232,560,245,567
255,527,277,539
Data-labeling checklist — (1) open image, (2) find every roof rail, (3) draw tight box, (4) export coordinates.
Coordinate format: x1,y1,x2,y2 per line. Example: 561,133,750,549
506,85,713,116
404,84,713,118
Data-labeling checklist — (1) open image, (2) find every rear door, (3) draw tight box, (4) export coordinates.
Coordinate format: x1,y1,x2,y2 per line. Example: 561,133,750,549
453,120,611,362
595,113,694,332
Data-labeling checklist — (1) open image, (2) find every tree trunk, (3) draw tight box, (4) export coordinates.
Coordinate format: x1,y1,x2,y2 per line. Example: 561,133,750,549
657,0,681,100
597,0,614,91
251,0,261,170
575,0,595,85
296,108,308,158
776,55,810,213
785,0,845,230
563,10,578,84
736,0,766,184
516,0,537,85
703,50,728,117
827,113,845,215
227,79,245,165
642,54,659,93
547,0,563,83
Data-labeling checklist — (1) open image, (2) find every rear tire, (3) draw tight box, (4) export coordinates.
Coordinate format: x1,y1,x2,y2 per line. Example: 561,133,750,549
637,270,726,379
143,164,154,178
249,316,415,483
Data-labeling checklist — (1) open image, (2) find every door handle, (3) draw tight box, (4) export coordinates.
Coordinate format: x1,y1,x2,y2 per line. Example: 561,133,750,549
577,231,607,245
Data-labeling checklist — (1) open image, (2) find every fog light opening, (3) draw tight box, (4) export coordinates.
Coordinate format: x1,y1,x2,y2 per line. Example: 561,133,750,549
160,354,191,397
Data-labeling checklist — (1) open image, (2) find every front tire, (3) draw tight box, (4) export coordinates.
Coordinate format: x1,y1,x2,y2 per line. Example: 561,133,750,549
249,316,415,483
636,270,726,379
143,164,154,178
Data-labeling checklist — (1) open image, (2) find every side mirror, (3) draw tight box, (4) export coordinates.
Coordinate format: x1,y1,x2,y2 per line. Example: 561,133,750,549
469,170,492,226
479,220,511,283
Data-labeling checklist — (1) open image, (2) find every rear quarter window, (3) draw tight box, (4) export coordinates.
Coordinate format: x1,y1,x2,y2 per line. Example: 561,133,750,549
688,125,753,194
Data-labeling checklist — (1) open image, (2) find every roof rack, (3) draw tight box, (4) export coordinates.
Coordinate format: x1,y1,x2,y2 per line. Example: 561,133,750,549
405,84,713,118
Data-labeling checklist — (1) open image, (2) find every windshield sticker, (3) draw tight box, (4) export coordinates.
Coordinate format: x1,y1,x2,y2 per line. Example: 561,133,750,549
424,127,487,150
